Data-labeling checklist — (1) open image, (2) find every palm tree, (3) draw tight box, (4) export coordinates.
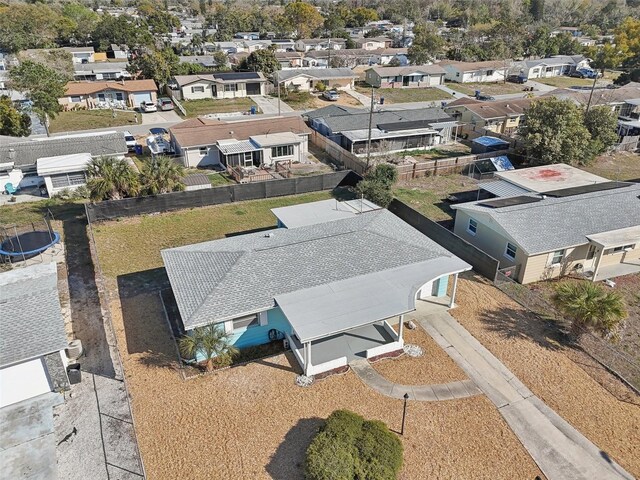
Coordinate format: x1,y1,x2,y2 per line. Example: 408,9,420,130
86,156,140,201
552,281,627,339
139,156,185,195
178,325,239,372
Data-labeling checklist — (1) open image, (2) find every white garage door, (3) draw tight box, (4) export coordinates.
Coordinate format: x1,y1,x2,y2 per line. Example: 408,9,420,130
133,92,152,107
0,358,51,407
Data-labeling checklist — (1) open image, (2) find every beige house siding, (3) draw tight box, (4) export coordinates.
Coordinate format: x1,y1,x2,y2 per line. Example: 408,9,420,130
520,244,591,284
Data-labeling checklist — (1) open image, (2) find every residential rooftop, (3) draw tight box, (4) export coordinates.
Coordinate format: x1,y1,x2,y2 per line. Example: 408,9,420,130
274,68,358,82
495,164,609,193
0,263,67,368
162,207,468,330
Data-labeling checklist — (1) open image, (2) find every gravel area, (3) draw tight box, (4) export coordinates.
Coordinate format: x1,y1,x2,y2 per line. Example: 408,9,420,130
372,326,468,385
107,287,542,480
450,274,640,477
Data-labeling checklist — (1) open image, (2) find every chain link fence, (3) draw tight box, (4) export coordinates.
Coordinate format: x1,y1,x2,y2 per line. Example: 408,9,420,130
494,270,640,395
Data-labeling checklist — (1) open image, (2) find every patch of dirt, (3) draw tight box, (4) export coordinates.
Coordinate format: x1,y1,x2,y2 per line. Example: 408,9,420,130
450,274,640,477
107,285,542,480
372,325,468,385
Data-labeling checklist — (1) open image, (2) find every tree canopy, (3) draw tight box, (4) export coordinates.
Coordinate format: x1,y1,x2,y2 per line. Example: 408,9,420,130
239,48,280,77
408,22,444,64
283,1,324,39
9,60,67,124
0,96,31,137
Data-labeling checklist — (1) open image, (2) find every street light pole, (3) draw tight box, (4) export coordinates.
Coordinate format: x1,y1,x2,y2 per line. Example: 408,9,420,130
401,392,409,435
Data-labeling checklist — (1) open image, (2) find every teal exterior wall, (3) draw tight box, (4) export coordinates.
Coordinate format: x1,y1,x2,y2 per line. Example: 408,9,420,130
229,307,292,349
434,275,449,297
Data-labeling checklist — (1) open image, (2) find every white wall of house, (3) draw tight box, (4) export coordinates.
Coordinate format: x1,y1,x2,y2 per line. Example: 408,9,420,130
182,81,216,100
261,142,303,166
526,64,567,79
183,146,220,168
0,357,51,408
446,68,507,83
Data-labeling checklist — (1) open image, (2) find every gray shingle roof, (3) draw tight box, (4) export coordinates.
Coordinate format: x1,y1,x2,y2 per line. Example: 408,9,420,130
0,263,68,368
312,106,453,133
454,183,640,255
162,209,466,330
0,132,127,169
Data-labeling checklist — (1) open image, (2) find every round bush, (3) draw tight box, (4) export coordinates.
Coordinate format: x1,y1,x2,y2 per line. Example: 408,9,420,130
305,410,403,480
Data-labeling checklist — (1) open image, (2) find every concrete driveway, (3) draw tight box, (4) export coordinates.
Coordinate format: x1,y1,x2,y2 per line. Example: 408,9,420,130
413,303,633,480
140,110,182,125
250,95,294,114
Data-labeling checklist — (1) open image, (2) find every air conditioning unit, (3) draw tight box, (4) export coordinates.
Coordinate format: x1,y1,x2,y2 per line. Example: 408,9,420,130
283,339,290,350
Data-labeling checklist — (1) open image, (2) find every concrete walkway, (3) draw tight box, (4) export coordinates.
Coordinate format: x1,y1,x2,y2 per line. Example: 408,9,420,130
344,88,370,107
415,306,634,480
351,360,481,401
435,83,471,98
250,95,294,114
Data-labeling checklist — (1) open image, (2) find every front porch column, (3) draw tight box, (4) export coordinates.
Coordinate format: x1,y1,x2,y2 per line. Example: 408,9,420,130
449,273,459,308
303,342,312,375
591,246,605,282
398,314,404,342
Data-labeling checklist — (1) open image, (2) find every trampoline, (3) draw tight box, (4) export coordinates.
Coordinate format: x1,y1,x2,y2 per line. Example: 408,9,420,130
0,231,61,261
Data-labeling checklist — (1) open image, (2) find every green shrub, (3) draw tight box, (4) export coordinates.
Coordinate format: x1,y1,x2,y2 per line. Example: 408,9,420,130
305,410,403,480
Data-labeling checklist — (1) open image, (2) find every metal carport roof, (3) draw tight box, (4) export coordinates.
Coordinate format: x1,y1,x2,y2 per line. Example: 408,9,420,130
275,257,471,343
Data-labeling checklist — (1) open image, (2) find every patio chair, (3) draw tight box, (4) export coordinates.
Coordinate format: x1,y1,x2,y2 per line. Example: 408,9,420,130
4,182,18,195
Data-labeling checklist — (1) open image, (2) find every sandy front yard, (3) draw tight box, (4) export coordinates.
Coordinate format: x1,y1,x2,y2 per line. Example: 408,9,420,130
372,325,468,385
108,286,542,480
450,274,640,477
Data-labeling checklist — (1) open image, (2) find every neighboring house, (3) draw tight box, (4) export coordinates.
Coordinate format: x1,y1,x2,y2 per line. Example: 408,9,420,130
550,26,582,37
307,105,458,155
444,97,532,135
518,55,589,79
364,65,446,88
295,38,346,52
276,51,304,69
170,72,267,101
36,152,92,196
0,263,69,408
234,32,260,40
354,37,392,50
577,37,596,47
243,40,272,53
59,79,158,109
545,82,640,116
378,48,409,66
62,46,95,64
162,200,471,376
169,116,310,168
302,49,381,68
0,131,126,190
452,178,640,284
440,60,510,83
107,44,129,59
204,41,246,54
274,68,358,91
73,61,131,81
271,39,296,52
178,55,222,69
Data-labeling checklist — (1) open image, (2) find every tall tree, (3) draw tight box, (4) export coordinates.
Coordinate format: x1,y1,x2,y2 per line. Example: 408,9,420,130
86,157,140,201
0,96,31,137
239,48,280,77
283,1,324,39
518,98,593,166
139,156,185,195
127,50,171,85
0,4,68,52
61,3,100,46
584,106,619,155
92,14,154,52
9,61,67,133
408,22,444,64
552,282,627,339
529,0,544,21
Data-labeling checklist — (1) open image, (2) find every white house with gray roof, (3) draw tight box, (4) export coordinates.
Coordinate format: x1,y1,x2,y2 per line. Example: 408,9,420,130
0,263,69,408
452,182,640,284
162,201,470,376
274,68,358,92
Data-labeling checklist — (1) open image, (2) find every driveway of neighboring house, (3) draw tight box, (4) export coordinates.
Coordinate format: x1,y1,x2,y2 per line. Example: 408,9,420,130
140,110,182,125
414,303,634,480
250,95,295,114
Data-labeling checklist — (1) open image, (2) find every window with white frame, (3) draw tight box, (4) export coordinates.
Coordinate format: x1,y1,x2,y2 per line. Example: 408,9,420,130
505,242,517,260
224,83,236,92
550,249,565,265
232,314,259,330
70,95,82,103
271,145,294,158
191,85,205,93
607,244,635,253
467,218,478,235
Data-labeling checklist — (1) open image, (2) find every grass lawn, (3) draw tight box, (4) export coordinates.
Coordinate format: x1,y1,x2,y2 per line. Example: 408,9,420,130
533,76,596,88
583,151,640,181
181,98,259,118
0,199,83,226
355,85,452,103
183,167,235,186
445,81,528,96
49,109,137,133
393,174,479,224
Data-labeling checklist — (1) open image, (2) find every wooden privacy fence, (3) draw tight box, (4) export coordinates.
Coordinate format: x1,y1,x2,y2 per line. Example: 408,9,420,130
311,130,511,180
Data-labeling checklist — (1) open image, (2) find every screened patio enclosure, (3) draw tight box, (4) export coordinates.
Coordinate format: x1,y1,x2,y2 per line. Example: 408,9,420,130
217,140,262,168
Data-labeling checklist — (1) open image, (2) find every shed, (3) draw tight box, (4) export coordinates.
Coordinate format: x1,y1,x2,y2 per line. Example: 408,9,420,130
182,173,212,191
470,136,510,154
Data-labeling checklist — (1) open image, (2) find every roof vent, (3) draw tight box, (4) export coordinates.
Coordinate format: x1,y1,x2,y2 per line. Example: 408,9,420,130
8,148,15,160
264,232,274,238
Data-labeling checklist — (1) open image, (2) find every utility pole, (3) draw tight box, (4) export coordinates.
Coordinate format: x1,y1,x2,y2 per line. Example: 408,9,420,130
276,71,281,117
585,70,600,114
365,85,375,172
327,39,331,69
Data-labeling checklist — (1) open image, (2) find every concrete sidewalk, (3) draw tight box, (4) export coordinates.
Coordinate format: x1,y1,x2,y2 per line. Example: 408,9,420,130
250,95,294,114
414,305,634,480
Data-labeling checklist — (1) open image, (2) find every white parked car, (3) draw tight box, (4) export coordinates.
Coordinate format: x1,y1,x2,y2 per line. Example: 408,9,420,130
140,101,157,113
123,131,136,152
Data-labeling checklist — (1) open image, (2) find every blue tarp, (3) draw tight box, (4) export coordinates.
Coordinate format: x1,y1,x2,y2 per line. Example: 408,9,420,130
472,136,510,147
490,155,514,171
